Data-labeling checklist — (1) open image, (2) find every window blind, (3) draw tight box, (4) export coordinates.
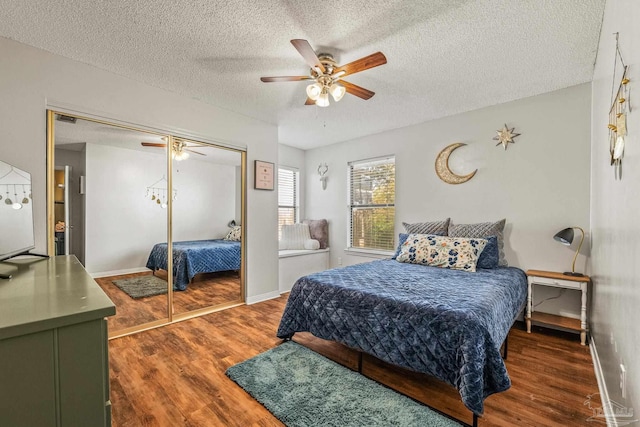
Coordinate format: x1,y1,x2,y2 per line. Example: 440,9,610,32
278,167,298,239
348,156,395,251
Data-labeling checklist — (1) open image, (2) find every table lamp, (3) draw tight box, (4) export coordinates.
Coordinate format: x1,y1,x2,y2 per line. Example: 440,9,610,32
553,227,585,276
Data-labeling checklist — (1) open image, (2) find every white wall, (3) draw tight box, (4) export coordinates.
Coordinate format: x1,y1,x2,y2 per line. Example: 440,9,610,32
305,83,591,318
278,143,306,221
171,157,237,242
84,144,166,274
0,37,278,300
83,144,236,274
590,0,639,410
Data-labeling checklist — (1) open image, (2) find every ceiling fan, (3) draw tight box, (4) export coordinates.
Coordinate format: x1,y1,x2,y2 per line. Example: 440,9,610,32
140,139,205,161
261,39,387,107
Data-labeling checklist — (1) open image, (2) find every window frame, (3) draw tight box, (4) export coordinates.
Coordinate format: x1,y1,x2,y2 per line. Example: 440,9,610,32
277,166,299,239
347,155,395,255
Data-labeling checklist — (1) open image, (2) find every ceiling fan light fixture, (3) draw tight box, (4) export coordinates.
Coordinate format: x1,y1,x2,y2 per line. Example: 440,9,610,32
306,82,322,100
329,82,346,102
172,150,190,161
316,89,330,107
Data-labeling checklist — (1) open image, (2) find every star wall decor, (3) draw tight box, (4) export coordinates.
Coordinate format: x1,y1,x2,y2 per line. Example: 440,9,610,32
493,124,521,150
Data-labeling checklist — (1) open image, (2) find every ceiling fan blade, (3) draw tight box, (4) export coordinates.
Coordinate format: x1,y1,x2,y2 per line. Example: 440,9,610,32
141,142,167,147
334,52,387,77
184,148,206,156
291,39,325,74
341,80,375,100
305,97,316,105
261,76,312,82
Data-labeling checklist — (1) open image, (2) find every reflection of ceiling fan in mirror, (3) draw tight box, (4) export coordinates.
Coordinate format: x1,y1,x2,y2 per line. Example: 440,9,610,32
261,39,387,107
140,139,205,161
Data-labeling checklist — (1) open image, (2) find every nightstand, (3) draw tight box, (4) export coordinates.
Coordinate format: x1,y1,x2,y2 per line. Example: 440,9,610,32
526,270,591,345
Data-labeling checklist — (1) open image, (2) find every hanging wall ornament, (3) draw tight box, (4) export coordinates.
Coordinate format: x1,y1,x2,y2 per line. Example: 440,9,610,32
146,176,177,208
493,124,521,150
608,33,631,180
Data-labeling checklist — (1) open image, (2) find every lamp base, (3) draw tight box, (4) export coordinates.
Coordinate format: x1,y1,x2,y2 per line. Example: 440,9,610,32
563,271,585,277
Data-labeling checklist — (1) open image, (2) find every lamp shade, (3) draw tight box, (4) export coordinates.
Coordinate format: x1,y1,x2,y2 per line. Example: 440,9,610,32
553,228,574,245
316,89,330,107
553,226,585,276
306,83,322,100
329,82,346,102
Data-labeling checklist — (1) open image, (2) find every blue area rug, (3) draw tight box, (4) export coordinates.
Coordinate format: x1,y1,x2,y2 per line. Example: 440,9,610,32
226,341,462,427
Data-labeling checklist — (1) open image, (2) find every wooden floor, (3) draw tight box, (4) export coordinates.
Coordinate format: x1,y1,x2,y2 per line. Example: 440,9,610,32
108,294,601,427
96,270,241,332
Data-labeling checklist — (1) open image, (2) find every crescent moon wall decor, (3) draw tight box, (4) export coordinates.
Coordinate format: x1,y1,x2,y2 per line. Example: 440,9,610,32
435,143,477,185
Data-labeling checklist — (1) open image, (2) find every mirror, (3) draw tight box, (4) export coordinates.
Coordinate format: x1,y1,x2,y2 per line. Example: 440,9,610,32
48,111,245,336
170,139,243,316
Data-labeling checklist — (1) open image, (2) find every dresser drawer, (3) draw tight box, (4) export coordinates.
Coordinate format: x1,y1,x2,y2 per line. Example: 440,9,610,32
528,275,582,290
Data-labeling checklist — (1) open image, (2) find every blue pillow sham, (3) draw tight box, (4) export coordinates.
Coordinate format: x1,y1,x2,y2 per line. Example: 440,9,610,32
392,233,410,260
476,235,499,269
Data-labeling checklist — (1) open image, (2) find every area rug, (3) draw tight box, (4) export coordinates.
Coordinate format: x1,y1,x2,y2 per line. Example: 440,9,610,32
112,275,168,299
226,341,462,427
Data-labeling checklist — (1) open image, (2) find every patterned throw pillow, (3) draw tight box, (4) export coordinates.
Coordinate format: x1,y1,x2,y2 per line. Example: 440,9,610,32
448,219,507,266
224,225,241,241
402,218,450,236
396,234,488,272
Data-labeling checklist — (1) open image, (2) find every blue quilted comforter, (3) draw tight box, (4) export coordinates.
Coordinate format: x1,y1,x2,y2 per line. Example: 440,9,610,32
277,259,527,415
146,239,241,290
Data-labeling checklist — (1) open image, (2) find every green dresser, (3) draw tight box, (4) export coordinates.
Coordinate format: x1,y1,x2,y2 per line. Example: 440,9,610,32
0,256,116,427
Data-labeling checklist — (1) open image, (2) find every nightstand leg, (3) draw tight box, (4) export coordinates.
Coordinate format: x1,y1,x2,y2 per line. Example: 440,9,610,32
580,283,587,345
526,280,532,333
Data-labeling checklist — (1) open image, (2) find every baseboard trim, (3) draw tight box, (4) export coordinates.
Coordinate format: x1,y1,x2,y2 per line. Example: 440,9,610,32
90,267,150,278
589,335,616,427
246,290,281,305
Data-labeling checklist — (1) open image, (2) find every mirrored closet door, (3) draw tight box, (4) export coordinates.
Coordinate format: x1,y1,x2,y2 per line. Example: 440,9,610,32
47,111,245,337
171,138,244,319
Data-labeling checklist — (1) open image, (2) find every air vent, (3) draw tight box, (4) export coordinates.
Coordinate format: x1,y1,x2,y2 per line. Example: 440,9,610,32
56,114,77,124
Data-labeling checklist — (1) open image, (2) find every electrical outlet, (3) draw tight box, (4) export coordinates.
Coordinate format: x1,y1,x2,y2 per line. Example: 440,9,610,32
620,364,627,399
338,257,342,266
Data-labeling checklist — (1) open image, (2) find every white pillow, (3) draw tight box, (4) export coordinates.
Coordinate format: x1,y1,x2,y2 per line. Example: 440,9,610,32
280,223,314,250
304,239,320,250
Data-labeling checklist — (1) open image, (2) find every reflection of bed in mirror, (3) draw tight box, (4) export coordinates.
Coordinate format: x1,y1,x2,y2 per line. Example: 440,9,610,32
146,239,241,290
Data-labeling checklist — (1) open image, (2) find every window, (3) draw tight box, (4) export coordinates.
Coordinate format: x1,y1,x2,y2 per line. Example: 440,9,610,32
348,156,395,252
278,167,299,239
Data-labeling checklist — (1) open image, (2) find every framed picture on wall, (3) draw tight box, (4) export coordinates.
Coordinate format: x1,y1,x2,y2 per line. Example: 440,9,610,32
254,160,274,190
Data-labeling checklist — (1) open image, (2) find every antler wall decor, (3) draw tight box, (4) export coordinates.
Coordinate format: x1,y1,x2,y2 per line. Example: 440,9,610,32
318,163,329,190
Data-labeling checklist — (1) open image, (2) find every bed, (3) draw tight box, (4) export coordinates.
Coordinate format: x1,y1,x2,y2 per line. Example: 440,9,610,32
145,239,241,290
277,259,527,420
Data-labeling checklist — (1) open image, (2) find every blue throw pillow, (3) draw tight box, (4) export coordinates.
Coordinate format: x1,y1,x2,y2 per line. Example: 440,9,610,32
392,233,409,260
477,235,499,269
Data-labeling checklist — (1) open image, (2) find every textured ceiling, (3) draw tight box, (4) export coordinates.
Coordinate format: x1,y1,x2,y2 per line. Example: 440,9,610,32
0,0,605,150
